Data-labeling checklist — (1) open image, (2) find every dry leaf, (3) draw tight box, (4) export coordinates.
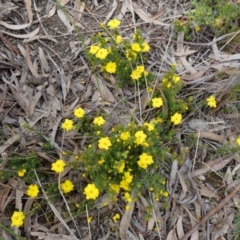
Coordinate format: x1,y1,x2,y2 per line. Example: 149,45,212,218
91,75,116,103
176,216,184,239
177,172,188,200
39,47,50,72
0,184,12,213
1,27,39,39
104,0,117,22
194,131,226,144
0,134,21,154
24,0,33,24
169,160,178,192
166,229,178,240
59,0,70,5
117,0,128,19
47,5,57,18
181,69,207,81
212,213,234,240
31,232,78,240
59,68,68,102
119,192,135,240
25,35,58,43
140,91,150,111
199,182,220,200
174,47,197,57
0,21,31,30
191,156,233,178
30,91,42,116
73,1,85,22
129,1,169,26
25,44,40,78
94,193,112,209
8,86,31,117
57,9,74,33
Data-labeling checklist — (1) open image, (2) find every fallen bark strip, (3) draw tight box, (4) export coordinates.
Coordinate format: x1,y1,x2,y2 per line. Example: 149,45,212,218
180,182,240,240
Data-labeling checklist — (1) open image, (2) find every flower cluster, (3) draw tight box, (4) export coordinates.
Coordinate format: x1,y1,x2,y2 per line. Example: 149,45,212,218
77,116,173,206
61,107,86,131
87,19,152,86
58,66,189,206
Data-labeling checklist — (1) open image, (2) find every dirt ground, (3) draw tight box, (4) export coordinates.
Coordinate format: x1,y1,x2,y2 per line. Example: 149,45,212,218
1,0,240,239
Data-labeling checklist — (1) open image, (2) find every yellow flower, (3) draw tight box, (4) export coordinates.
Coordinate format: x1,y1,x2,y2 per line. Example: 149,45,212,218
125,50,137,60
61,119,74,131
123,172,133,183
134,131,147,145
152,97,163,108
162,191,169,197
84,183,99,200
89,45,100,55
206,95,217,108
120,171,133,190
107,18,121,29
115,35,122,44
61,179,74,193
120,179,130,191
136,65,145,74
118,161,125,173
144,122,154,131
98,158,105,165
131,43,141,52
237,137,240,146
74,107,85,118
137,153,153,169
170,112,182,125
18,169,26,177
215,17,223,27
195,26,201,32
172,75,180,83
96,48,109,60
141,42,150,52
130,69,142,80
125,205,130,210
11,211,25,227
120,131,130,141
51,159,66,173
98,137,112,150
105,62,117,73
87,217,92,223
113,213,120,222
93,116,106,126
151,118,162,124
26,184,39,198
124,192,132,202
110,184,120,193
